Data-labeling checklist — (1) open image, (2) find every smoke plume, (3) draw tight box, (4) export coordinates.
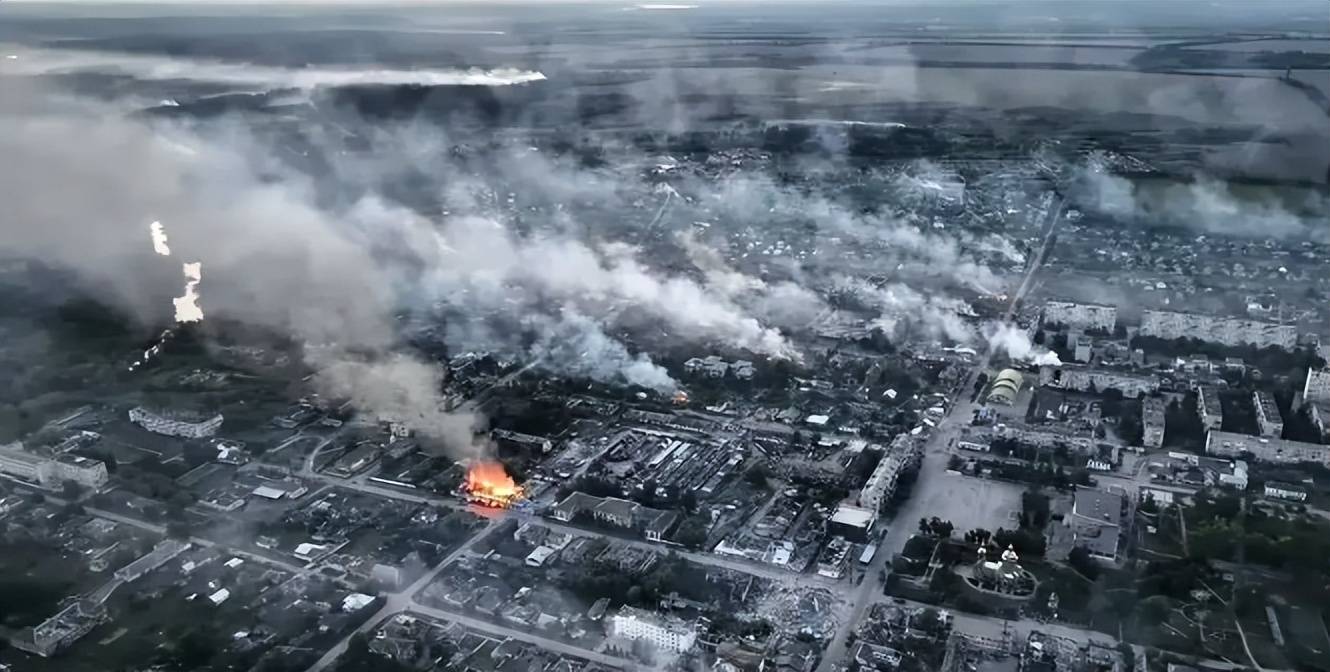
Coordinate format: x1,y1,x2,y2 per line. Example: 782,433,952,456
987,324,1063,367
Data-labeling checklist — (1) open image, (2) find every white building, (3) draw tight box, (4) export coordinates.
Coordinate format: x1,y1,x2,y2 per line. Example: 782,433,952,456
1253,390,1284,438
0,442,50,484
49,454,109,489
1263,481,1308,502
608,607,696,653
991,422,1096,454
129,407,223,439
1141,397,1166,449
1206,430,1330,466
1140,310,1297,350
857,448,908,514
1197,386,1223,431
0,443,108,490
1304,368,1330,404
1043,301,1117,332
1039,365,1159,398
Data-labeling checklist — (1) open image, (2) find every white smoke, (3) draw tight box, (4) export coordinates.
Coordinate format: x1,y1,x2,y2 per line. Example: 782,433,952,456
0,46,548,90
986,323,1062,366
1075,155,1330,241
836,276,977,343
411,216,800,361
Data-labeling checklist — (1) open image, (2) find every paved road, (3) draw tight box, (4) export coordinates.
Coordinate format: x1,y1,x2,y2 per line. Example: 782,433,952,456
816,195,1066,672
532,518,842,589
878,594,1117,647
403,605,635,670
305,517,504,672
83,505,308,573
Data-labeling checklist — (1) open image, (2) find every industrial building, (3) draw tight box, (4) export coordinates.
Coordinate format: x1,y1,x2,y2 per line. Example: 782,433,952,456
986,369,1024,405
1140,309,1297,350
128,406,223,439
1253,390,1284,438
607,606,696,653
1206,430,1330,466
1042,301,1117,332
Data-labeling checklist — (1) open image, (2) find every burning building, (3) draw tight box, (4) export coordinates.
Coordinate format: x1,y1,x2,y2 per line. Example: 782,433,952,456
464,461,524,508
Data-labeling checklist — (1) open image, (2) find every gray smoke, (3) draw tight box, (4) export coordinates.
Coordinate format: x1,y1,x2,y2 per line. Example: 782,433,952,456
0,77,792,448
310,351,487,459
1074,155,1330,241
0,82,484,456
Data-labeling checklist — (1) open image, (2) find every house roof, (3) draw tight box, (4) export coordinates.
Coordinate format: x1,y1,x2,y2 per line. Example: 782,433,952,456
593,497,640,521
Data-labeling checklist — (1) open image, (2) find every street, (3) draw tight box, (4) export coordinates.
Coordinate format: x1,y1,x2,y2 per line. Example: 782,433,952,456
304,516,504,672
815,194,1066,672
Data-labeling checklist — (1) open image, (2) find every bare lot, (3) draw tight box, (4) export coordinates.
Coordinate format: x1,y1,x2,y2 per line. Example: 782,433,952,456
910,470,1026,534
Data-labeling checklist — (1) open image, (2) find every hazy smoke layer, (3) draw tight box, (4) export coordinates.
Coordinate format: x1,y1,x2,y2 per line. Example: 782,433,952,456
0,79,810,450
0,80,481,454
0,55,1030,451
1074,157,1330,241
1,47,547,89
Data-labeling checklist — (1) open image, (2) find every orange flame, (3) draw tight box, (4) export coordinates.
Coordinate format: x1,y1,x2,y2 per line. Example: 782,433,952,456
465,461,524,508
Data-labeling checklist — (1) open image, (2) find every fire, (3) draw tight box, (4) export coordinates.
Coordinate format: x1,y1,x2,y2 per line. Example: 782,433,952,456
464,461,524,508
672,390,689,405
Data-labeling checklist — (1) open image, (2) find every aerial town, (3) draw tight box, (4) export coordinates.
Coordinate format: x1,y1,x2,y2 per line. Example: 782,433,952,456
3,2,1330,672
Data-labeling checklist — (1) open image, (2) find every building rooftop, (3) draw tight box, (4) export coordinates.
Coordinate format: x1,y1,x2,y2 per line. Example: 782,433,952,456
831,503,875,528
1072,489,1122,525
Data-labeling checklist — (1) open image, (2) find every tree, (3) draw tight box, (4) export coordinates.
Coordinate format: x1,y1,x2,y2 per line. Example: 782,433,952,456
744,463,772,489
1020,490,1052,529
1139,493,1159,515
60,480,84,502
674,517,709,550
1068,546,1100,580
933,519,954,539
